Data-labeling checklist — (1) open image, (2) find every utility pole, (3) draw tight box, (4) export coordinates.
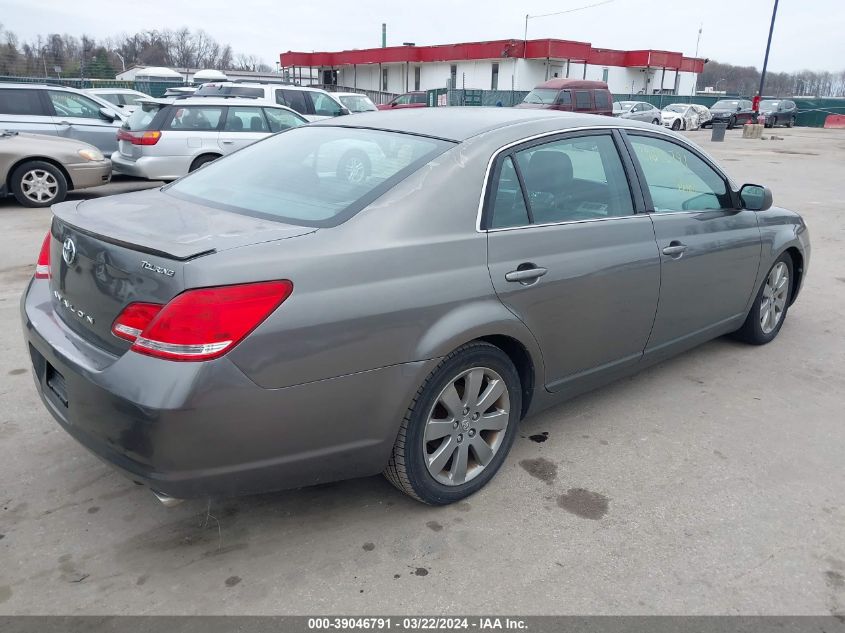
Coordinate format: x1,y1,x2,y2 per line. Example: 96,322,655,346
758,0,779,98
692,23,702,96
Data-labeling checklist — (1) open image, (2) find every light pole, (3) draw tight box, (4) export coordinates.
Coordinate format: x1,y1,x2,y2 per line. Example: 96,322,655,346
757,0,779,98
113,51,126,73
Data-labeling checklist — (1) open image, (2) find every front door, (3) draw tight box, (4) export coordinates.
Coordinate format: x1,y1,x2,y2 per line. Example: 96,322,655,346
46,90,121,153
623,132,762,358
485,131,661,392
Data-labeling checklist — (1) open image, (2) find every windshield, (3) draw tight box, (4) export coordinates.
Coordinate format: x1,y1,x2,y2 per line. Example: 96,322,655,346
523,89,559,104
195,84,264,98
165,127,453,227
338,95,377,112
614,101,636,110
124,102,162,131
663,105,686,113
713,100,739,109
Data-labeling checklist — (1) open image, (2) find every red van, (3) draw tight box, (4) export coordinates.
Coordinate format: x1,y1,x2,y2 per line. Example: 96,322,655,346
515,79,613,116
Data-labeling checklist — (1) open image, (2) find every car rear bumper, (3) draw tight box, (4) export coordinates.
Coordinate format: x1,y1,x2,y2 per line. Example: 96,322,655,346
21,279,437,499
109,152,191,181
66,160,112,190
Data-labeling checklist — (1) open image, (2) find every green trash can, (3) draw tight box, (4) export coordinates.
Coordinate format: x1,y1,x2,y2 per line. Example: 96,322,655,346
711,122,728,142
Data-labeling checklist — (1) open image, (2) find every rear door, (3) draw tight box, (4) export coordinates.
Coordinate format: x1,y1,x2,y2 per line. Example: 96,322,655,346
275,89,312,117
485,130,661,393
0,88,58,136
622,131,761,358
218,105,270,153
46,90,122,153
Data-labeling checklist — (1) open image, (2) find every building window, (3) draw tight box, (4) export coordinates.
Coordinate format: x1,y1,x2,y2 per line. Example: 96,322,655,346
382,67,388,91
450,64,457,89
602,68,609,82
414,66,421,91
491,63,499,90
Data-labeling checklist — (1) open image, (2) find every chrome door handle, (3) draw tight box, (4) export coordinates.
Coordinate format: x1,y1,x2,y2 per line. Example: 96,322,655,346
505,267,548,283
662,242,688,257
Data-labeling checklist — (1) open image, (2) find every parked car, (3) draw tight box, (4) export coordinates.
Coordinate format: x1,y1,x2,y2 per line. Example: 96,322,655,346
704,99,754,129
516,79,613,116
613,101,662,124
110,97,308,180
194,82,349,120
334,92,378,113
377,91,428,110
691,103,712,127
759,99,797,128
22,109,809,506
0,83,126,154
85,88,152,113
1,130,110,207
661,103,704,131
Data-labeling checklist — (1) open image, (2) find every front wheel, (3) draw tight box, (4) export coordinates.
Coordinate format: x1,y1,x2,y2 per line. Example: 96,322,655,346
671,119,681,131
728,116,737,129
652,118,660,125
787,116,795,128
10,160,68,208
769,116,777,128
733,254,794,345
384,342,522,505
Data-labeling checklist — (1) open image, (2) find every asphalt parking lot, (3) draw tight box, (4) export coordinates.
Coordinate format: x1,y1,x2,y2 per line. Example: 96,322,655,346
0,128,843,616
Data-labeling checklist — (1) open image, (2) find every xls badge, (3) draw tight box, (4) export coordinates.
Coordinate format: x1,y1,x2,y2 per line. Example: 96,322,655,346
140,260,175,277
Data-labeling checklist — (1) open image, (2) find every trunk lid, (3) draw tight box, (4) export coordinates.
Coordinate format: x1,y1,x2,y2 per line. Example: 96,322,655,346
49,188,314,354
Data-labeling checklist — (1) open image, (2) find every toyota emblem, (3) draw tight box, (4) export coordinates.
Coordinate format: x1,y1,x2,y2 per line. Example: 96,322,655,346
62,237,76,266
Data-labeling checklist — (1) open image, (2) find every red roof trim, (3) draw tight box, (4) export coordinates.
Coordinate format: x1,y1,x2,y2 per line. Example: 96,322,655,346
281,39,704,72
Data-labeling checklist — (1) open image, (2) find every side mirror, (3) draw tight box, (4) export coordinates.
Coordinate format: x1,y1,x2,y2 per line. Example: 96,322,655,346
99,107,118,122
338,107,351,116
739,184,773,211
737,106,743,112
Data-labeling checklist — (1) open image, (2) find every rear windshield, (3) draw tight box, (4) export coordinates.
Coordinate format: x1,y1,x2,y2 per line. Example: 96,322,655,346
339,95,377,112
164,127,453,227
523,89,559,105
195,84,264,98
124,102,162,131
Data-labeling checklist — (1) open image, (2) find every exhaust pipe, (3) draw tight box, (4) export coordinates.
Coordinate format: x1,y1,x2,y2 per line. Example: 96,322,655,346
152,489,184,507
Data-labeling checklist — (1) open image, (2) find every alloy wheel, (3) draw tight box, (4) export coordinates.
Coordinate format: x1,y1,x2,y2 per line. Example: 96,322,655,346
760,262,789,334
423,367,510,486
342,156,367,184
21,169,59,204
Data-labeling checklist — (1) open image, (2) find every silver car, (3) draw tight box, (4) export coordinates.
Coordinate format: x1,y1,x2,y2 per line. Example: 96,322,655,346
85,88,152,113
21,109,809,506
0,83,126,154
110,96,308,180
613,100,662,125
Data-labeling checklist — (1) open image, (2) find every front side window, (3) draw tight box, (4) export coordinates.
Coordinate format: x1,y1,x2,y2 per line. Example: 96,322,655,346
411,93,427,104
263,107,305,132
48,91,103,119
165,106,223,130
310,93,343,117
490,156,529,229
628,135,731,212
523,89,558,105
276,90,309,115
224,106,267,132
557,90,572,106
393,94,412,105
339,95,377,112
574,91,591,109
512,134,634,224
165,127,451,227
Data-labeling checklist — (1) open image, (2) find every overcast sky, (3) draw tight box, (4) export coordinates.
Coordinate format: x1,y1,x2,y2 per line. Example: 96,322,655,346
4,0,843,73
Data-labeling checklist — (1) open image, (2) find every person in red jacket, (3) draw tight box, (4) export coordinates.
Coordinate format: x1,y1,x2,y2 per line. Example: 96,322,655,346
752,93,761,122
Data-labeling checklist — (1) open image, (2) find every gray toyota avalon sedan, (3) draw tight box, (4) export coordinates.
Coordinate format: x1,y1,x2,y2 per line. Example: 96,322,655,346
21,108,810,506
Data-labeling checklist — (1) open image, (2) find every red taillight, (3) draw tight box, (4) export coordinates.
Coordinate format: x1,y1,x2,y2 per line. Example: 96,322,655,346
117,129,162,145
35,232,51,279
111,281,293,362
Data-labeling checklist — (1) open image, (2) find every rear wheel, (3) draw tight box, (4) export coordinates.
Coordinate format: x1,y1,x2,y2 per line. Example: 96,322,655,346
384,342,521,505
189,154,219,172
727,116,737,129
769,116,778,128
652,118,660,125
733,254,794,345
671,119,681,131
787,116,795,128
10,160,68,208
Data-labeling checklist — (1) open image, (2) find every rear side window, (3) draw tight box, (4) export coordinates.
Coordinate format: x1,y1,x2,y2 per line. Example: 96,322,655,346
594,91,610,109
490,156,529,229
513,134,634,224
276,90,309,115
165,106,223,130
224,106,267,132
0,89,43,115
574,91,592,110
125,103,162,130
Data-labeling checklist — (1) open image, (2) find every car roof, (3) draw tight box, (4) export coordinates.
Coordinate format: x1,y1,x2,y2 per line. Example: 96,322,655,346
0,82,81,91
201,81,331,94
311,107,654,142
137,96,302,112
86,88,145,94
536,79,609,90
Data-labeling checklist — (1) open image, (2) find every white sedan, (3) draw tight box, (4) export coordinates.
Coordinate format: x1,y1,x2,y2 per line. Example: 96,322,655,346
661,103,709,131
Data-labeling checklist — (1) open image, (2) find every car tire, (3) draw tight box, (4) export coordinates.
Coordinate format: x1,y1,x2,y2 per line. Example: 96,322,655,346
336,150,371,184
10,160,68,208
769,116,777,128
787,116,795,128
189,154,219,172
652,118,660,125
384,341,522,505
732,253,794,345
728,116,736,129
671,119,681,131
